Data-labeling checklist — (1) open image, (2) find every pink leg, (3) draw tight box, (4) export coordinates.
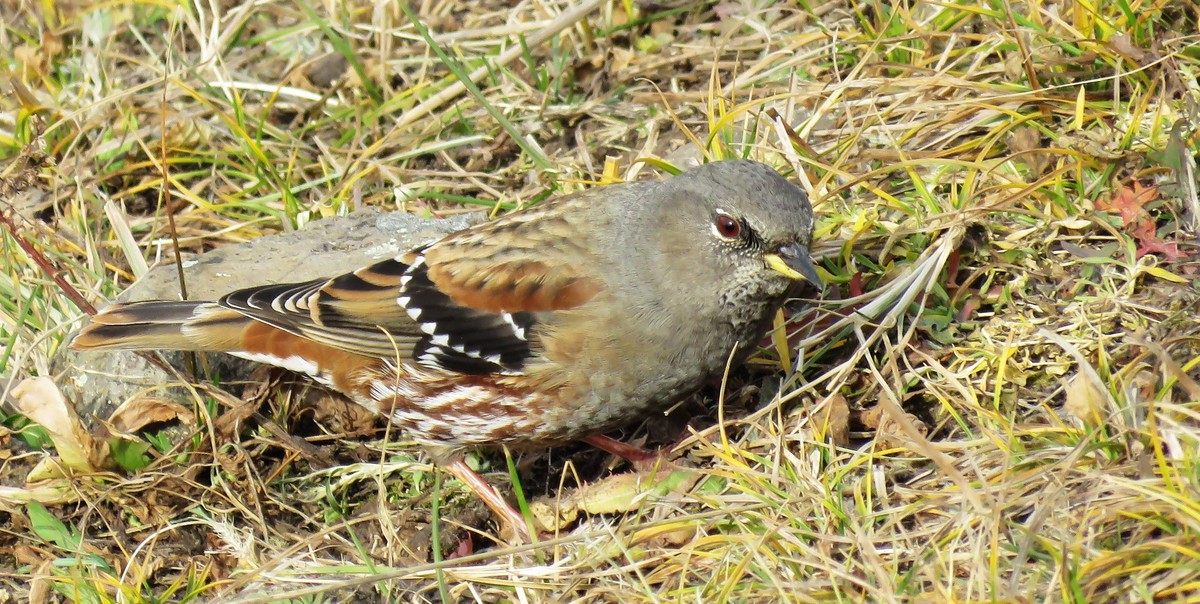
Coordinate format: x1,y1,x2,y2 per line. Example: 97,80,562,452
583,434,662,466
444,459,530,542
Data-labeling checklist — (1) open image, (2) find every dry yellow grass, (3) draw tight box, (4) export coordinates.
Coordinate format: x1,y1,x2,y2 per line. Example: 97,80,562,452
2,0,1199,602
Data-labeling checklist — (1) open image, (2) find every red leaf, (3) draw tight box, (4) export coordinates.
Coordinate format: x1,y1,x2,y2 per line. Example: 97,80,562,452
1137,239,1183,260
849,272,864,297
1097,182,1184,260
1096,182,1158,226
1128,217,1184,260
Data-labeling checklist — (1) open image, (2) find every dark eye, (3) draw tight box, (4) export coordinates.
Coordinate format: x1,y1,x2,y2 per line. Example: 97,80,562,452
713,212,741,240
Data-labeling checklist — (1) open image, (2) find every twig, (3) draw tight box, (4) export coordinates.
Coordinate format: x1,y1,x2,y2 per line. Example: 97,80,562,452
0,145,97,316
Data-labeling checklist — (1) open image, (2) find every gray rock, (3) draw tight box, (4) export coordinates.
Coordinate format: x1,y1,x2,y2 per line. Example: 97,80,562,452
59,208,483,423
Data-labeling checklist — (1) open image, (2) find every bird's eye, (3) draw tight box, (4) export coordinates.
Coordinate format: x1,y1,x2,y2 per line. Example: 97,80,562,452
713,212,741,240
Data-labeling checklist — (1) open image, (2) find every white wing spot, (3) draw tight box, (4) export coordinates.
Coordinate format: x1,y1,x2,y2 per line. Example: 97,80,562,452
397,296,422,321
501,313,527,341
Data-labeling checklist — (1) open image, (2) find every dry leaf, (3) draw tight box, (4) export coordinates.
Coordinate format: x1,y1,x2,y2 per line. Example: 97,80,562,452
11,377,107,475
857,405,884,430
1008,126,1050,177
875,412,929,451
1108,33,1152,64
813,393,851,446
109,396,195,433
0,483,76,505
632,522,700,548
1064,372,1106,426
531,468,702,532
857,405,929,451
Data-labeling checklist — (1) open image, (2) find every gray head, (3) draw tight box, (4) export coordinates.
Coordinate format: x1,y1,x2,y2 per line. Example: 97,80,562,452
604,159,820,327
665,160,817,278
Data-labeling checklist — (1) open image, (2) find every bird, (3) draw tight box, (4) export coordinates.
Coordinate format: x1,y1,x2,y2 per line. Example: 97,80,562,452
70,159,822,539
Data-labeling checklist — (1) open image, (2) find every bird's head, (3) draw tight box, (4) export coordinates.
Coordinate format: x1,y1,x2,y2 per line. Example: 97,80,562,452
644,160,821,311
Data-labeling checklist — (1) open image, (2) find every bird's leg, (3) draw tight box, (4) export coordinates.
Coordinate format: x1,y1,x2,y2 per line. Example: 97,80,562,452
443,459,531,542
583,434,671,472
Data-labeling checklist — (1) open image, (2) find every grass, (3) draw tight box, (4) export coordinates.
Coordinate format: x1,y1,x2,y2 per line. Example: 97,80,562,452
2,0,1200,601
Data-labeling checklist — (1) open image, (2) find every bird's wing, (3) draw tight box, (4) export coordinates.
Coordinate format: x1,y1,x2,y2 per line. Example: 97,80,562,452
221,206,604,374
420,202,604,314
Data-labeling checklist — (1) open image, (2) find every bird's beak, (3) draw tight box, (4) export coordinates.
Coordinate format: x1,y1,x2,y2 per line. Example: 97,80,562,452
765,243,822,287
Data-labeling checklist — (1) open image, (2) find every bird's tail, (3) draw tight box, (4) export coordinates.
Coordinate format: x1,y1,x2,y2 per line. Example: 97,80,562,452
70,300,251,352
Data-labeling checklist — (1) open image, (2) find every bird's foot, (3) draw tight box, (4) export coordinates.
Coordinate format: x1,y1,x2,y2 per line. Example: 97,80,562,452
582,434,675,473
443,459,534,543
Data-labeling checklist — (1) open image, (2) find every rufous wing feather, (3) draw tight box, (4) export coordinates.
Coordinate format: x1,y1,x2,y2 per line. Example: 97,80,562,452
421,209,604,314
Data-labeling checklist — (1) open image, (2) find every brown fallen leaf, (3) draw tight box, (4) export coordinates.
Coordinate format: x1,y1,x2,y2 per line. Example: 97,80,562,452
857,406,929,451
875,412,929,451
299,389,380,435
857,405,884,430
1007,125,1050,177
812,393,851,446
109,396,195,433
1064,372,1108,427
631,521,700,548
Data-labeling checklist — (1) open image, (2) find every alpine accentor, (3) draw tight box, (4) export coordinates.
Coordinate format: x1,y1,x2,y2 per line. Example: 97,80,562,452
71,160,821,537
